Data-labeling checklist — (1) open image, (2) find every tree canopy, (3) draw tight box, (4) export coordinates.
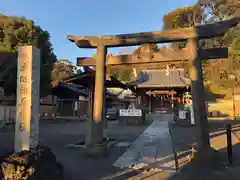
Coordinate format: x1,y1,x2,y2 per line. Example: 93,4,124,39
162,1,239,90
106,44,159,82
51,59,77,85
163,5,204,29
163,5,205,49
0,14,57,96
107,65,133,82
199,0,240,89
92,53,134,82
133,44,159,54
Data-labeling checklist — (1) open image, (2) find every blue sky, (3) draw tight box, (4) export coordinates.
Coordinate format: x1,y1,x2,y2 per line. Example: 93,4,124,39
1,0,197,64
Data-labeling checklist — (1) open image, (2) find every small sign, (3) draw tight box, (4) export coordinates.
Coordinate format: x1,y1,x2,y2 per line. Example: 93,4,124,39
179,110,186,120
119,109,142,117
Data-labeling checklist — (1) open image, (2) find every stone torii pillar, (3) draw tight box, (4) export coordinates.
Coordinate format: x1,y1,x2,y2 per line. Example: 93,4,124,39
85,45,107,152
187,38,211,157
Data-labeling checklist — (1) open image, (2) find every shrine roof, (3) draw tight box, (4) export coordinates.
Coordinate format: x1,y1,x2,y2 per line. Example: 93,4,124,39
51,67,137,99
52,83,123,100
62,67,128,89
137,68,190,88
52,83,88,99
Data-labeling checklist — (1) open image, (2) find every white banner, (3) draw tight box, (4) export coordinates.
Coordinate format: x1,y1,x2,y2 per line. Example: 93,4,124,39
119,109,142,117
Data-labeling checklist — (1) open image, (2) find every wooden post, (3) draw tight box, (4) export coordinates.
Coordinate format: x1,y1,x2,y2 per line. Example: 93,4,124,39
171,91,174,110
51,95,55,117
232,83,236,120
226,124,233,165
14,46,40,152
91,45,107,144
148,91,152,113
187,38,210,151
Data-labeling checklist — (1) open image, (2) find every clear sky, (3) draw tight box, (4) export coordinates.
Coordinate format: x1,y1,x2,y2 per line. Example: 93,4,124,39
1,0,197,63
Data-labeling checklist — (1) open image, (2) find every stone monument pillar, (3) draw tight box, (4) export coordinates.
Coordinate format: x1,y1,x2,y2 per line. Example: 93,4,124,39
14,46,40,152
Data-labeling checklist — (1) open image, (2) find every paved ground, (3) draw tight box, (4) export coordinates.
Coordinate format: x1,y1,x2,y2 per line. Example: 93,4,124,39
0,120,148,180
114,114,175,172
167,120,240,180
1,119,240,180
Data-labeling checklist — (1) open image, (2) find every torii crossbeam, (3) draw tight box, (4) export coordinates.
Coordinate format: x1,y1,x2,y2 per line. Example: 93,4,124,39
76,47,228,66
68,17,239,48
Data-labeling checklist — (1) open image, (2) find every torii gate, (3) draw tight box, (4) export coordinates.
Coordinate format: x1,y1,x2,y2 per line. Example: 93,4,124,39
67,17,239,157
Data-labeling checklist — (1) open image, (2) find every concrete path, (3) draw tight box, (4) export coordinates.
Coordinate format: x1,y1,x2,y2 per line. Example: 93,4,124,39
114,114,176,173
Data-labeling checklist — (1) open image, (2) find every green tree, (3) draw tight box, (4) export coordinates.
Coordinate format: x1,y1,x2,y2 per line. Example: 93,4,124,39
163,5,205,49
107,65,133,82
92,53,134,82
198,0,239,49
162,2,239,89
198,0,240,88
133,44,159,54
0,14,57,96
198,0,238,21
51,59,77,84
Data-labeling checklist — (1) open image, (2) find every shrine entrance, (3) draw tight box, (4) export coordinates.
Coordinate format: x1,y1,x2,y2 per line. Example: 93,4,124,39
152,92,176,114
67,17,239,157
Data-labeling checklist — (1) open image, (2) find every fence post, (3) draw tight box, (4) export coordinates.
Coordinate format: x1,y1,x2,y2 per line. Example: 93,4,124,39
226,123,233,165
0,106,3,128
168,121,179,172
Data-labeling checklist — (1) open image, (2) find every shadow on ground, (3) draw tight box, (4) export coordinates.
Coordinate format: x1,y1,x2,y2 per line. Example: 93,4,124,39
1,120,240,180
0,121,149,180
166,121,240,180
101,120,240,180
167,144,240,180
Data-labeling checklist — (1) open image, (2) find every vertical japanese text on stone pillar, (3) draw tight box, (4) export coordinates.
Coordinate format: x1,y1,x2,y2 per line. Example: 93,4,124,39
14,46,40,152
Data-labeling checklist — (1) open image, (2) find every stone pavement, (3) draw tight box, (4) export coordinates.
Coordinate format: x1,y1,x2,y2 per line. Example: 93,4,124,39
114,114,176,174
0,121,149,180
2,117,239,179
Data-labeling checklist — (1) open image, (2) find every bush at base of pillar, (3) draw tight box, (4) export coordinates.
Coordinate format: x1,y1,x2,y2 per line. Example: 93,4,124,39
0,145,64,180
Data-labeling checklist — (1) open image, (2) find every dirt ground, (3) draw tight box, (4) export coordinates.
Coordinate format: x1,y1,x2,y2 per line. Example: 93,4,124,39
1,119,240,180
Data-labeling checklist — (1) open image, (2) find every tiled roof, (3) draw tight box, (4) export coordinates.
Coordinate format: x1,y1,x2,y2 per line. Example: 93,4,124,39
62,69,127,89
52,83,88,99
137,68,190,88
53,83,122,100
